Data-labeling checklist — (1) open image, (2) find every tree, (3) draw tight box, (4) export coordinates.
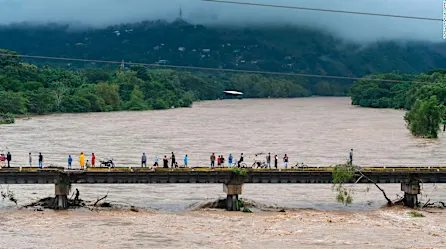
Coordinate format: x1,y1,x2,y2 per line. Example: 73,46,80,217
0,113,15,124
332,163,355,205
333,162,393,206
41,68,85,88
75,85,106,112
124,85,148,111
404,96,444,138
60,95,91,113
313,81,332,96
113,71,143,101
0,91,26,114
50,81,69,112
25,88,55,114
82,68,112,83
0,49,21,67
96,82,120,110
152,98,169,110
179,92,194,107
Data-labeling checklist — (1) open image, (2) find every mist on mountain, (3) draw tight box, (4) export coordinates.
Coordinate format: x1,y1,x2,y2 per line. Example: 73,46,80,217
0,0,442,42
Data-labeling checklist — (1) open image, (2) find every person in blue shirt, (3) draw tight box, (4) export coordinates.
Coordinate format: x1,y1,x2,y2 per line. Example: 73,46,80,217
68,155,72,169
228,154,233,168
153,156,159,167
184,155,188,167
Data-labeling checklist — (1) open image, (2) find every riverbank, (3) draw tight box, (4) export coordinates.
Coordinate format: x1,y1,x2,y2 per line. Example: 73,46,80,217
0,207,444,248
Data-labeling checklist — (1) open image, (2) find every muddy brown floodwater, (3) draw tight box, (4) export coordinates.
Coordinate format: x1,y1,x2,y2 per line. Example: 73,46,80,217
0,97,445,248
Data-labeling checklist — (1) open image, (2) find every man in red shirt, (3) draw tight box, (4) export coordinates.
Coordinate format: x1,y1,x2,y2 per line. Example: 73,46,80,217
91,153,96,167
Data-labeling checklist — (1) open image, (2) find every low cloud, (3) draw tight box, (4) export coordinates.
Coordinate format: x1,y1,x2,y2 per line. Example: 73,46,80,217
0,0,442,42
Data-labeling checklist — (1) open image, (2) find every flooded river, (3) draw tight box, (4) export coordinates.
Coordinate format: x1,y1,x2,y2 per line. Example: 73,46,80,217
0,97,445,248
2,97,446,167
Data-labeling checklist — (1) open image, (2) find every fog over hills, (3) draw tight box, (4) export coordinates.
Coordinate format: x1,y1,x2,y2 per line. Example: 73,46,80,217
0,0,442,42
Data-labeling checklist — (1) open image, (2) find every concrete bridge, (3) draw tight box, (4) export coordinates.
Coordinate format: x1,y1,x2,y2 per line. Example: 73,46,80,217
1,166,446,210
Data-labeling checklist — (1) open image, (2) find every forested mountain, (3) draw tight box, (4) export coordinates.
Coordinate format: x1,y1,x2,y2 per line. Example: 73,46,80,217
1,20,446,78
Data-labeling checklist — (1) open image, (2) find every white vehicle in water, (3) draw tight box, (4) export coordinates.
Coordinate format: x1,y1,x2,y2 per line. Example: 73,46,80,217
223,90,243,99
223,90,243,95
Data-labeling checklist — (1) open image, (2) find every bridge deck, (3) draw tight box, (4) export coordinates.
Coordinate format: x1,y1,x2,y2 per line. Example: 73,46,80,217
0,166,446,184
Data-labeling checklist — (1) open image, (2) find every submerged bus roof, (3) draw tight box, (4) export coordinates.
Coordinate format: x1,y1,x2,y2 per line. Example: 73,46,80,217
223,91,243,95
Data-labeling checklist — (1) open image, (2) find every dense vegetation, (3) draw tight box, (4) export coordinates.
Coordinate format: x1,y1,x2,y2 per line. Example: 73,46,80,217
349,70,446,138
0,49,320,116
404,96,444,138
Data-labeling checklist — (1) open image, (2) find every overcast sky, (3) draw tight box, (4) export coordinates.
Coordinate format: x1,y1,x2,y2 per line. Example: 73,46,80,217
0,0,442,42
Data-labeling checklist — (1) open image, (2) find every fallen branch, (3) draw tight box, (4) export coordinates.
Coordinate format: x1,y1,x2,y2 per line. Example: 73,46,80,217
422,199,431,209
357,171,393,206
0,185,17,206
422,201,446,209
93,192,109,207
354,175,364,184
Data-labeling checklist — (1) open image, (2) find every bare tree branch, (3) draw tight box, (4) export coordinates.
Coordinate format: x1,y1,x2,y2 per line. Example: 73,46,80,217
51,81,68,111
357,171,393,206
93,192,109,207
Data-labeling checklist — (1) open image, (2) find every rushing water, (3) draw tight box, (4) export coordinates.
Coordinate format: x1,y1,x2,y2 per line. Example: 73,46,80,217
0,97,445,248
2,97,446,168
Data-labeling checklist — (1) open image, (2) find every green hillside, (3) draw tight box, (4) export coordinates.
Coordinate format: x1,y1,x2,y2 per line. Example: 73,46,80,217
1,20,446,77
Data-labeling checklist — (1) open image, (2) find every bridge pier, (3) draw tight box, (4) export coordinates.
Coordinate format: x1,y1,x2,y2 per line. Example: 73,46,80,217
224,184,243,211
55,184,69,210
401,180,420,208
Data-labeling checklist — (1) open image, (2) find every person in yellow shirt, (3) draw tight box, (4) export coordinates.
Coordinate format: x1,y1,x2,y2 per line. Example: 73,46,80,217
80,152,85,169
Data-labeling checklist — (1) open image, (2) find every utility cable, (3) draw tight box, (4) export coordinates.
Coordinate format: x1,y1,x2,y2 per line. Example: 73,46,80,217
0,52,432,84
201,0,442,22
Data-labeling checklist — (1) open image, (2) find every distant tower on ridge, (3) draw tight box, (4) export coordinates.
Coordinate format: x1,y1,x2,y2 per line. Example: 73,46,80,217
179,5,183,20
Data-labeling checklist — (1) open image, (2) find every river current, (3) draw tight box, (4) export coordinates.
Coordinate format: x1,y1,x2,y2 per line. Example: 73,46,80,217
0,97,445,248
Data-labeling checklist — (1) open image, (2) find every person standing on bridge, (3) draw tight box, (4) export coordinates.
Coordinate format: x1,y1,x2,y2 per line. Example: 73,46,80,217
68,155,73,169
29,153,32,167
38,153,43,168
80,152,85,170
163,155,168,168
184,154,188,167
0,154,5,168
171,152,176,169
210,153,216,169
349,149,353,165
153,156,159,167
6,152,12,167
228,154,233,168
266,153,271,169
220,155,225,168
141,153,147,167
217,155,221,167
91,153,96,167
274,155,278,169
283,154,289,169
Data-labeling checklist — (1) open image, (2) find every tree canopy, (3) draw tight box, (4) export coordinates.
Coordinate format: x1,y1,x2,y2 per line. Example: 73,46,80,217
404,96,444,138
0,49,324,116
350,71,446,138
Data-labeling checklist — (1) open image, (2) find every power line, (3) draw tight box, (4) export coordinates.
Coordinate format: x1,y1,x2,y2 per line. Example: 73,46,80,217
201,0,442,22
0,52,431,84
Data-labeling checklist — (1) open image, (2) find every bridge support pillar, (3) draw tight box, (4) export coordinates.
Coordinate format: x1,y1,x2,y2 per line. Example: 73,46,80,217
224,184,242,211
401,180,420,208
55,184,69,210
